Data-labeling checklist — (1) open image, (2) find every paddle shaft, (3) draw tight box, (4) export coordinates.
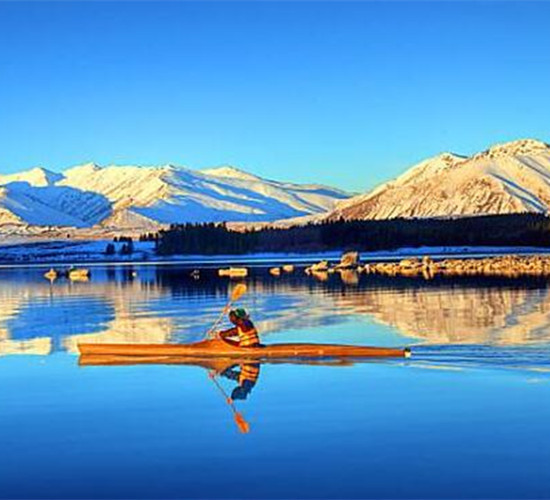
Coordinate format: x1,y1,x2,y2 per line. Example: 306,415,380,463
209,370,234,406
206,304,232,339
206,284,247,339
208,370,250,433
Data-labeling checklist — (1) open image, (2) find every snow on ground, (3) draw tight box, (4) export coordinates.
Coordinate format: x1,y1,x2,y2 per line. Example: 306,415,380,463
1,240,550,267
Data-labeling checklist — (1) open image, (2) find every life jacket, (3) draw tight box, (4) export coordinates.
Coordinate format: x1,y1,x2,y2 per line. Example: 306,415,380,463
238,363,260,385
237,319,260,347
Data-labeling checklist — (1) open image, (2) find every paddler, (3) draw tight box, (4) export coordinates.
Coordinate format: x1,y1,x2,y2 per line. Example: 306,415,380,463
220,362,260,401
218,308,261,348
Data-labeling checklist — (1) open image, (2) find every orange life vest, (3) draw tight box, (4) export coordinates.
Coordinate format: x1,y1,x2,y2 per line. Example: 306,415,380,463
238,363,260,385
237,320,260,347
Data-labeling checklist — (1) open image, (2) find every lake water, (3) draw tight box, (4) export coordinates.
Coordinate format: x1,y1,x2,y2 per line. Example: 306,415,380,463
1,264,550,499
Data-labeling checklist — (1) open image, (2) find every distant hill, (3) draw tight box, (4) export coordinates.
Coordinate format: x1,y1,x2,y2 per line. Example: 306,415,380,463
328,138,550,221
0,163,350,234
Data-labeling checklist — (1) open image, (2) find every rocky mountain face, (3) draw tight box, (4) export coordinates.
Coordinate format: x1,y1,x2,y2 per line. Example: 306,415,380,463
329,139,550,220
0,163,350,233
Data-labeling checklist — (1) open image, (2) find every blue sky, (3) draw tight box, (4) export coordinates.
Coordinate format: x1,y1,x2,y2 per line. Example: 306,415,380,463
0,1,549,192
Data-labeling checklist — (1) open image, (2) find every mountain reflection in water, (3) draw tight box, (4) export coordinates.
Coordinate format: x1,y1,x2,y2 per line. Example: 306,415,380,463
1,266,550,357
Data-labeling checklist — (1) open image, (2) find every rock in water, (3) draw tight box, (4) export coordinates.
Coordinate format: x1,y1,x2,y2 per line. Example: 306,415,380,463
338,251,359,269
269,267,281,276
306,260,329,274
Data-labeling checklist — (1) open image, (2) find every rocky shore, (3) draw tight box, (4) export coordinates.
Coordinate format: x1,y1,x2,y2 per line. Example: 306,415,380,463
365,255,550,279
304,253,550,280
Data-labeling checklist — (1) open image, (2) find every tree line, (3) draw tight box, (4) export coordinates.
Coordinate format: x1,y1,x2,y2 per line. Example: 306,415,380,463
153,213,550,255
105,236,135,256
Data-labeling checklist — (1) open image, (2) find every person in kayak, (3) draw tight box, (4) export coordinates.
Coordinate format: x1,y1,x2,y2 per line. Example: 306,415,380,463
220,362,260,401
218,308,261,348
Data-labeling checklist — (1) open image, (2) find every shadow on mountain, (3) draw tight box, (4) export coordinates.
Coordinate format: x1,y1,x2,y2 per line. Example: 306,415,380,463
2,182,112,227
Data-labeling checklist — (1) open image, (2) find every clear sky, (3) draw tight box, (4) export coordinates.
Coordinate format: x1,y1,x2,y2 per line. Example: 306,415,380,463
0,1,549,192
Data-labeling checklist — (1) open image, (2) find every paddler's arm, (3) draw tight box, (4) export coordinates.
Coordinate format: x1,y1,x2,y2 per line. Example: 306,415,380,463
220,366,240,381
218,326,237,339
218,326,241,346
231,383,253,401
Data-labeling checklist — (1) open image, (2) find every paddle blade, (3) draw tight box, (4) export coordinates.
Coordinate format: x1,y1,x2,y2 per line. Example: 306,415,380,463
230,283,247,302
234,412,250,434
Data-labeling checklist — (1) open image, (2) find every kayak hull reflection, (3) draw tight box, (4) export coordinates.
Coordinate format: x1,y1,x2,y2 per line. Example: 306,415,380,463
78,354,360,368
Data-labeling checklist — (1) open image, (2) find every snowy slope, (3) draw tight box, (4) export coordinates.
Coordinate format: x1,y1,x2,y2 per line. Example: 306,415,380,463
0,162,349,231
59,163,349,225
329,139,550,220
0,183,111,227
0,167,63,187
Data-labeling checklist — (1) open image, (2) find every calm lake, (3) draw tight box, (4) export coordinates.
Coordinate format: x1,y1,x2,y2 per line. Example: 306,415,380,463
1,263,550,499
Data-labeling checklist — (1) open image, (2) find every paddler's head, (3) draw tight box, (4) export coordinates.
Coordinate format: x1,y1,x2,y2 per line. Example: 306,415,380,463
229,308,248,325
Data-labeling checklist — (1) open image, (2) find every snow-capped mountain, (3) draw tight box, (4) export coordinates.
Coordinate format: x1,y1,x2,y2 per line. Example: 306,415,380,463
0,163,349,232
329,139,550,221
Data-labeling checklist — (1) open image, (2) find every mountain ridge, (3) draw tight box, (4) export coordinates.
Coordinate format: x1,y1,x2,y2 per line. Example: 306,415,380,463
3,137,550,237
328,138,550,221
0,162,349,233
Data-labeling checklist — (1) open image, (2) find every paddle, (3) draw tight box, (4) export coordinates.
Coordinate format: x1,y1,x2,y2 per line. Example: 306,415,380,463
206,283,247,339
203,283,250,432
208,370,250,434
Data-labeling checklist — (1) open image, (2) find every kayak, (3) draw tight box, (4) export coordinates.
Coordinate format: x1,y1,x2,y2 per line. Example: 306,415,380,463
77,338,410,359
78,354,362,368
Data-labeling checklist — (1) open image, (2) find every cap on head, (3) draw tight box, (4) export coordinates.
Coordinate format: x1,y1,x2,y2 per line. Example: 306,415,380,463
230,308,248,320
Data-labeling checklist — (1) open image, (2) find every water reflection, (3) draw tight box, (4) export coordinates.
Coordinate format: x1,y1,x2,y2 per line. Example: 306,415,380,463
336,277,550,345
78,353,359,434
218,362,259,399
1,266,550,356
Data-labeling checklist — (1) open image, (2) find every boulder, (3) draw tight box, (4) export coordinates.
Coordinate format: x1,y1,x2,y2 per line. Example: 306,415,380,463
218,267,248,278
337,251,360,269
269,267,281,276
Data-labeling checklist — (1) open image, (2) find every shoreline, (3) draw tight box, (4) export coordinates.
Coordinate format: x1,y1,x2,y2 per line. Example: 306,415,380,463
1,239,550,268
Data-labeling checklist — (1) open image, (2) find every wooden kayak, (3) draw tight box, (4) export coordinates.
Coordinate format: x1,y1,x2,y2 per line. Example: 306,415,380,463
77,338,410,359
78,354,360,368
